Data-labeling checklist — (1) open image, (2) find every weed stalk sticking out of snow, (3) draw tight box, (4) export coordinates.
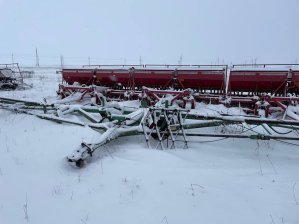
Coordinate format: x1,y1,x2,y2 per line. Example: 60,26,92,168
78,173,81,183
269,215,276,224
186,184,204,196
103,145,114,159
5,134,9,152
293,182,298,205
53,182,61,194
131,182,136,199
255,142,263,176
23,194,29,222
266,154,277,174
162,216,169,224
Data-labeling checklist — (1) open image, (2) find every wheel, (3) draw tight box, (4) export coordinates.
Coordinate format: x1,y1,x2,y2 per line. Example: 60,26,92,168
75,159,85,168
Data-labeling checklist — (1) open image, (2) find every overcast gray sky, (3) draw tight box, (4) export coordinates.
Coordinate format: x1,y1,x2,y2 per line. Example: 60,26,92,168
1,0,298,66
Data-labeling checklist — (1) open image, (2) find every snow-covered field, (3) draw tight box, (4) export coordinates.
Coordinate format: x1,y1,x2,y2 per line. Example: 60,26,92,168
0,67,298,224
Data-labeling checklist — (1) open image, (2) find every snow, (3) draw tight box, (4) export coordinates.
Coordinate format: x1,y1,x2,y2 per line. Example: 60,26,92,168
231,67,299,72
0,67,299,224
66,66,226,71
0,68,13,78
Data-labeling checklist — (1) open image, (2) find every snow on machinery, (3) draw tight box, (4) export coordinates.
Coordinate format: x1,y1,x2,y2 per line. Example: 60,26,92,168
0,68,16,90
58,63,299,120
67,106,299,168
2,96,299,169
3,63,299,169
58,64,227,110
0,63,33,90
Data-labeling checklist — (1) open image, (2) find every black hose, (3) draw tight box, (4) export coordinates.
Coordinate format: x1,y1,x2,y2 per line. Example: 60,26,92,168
268,126,292,135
